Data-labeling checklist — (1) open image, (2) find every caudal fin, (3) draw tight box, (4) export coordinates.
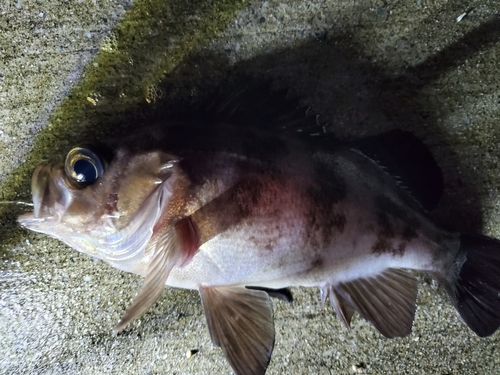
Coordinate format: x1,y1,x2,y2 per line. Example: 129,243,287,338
444,234,500,337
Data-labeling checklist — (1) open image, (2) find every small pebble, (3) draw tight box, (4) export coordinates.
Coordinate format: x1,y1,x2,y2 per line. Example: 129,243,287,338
186,349,199,358
456,12,467,22
352,363,366,372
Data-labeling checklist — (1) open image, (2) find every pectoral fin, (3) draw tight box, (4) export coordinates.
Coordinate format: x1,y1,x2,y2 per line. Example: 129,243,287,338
332,269,418,338
199,286,275,375
114,218,199,332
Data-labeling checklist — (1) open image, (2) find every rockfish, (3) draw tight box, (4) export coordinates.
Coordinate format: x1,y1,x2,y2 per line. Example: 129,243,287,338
18,86,500,375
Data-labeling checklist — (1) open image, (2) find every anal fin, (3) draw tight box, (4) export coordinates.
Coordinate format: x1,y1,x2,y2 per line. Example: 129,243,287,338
321,285,355,330
199,286,275,375
114,217,199,332
331,269,418,338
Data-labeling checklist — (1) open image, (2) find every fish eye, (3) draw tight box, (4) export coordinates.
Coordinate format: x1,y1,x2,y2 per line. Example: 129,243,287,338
65,147,105,186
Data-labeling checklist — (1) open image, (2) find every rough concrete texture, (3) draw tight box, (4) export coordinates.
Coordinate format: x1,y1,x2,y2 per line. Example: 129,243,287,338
1,0,500,374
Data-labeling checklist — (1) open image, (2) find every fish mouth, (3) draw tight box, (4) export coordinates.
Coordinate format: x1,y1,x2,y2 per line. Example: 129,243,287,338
18,164,72,232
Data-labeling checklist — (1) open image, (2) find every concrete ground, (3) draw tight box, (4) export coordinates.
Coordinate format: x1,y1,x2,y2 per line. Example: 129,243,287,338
1,0,500,374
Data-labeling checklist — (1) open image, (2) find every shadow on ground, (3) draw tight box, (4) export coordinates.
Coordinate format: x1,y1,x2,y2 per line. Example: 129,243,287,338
2,11,499,251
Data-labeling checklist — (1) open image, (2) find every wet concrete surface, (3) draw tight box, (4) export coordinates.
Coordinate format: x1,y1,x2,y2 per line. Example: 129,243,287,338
1,0,500,374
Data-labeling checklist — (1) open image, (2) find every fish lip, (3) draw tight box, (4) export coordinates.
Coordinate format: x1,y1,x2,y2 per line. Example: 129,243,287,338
17,212,51,232
18,211,48,224
18,212,42,225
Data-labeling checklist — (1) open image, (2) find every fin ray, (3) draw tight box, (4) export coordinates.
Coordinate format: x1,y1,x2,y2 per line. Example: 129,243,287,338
199,286,275,375
327,286,355,329
114,218,199,333
442,234,500,337
334,269,418,338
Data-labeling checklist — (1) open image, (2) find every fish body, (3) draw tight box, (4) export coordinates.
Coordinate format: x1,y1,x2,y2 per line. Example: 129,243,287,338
18,91,500,375
166,135,449,291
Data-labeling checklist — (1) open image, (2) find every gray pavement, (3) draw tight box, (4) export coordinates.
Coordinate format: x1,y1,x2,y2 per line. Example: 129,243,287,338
1,0,500,374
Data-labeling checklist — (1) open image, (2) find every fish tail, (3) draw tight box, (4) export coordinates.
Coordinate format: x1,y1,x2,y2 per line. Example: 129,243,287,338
441,233,500,337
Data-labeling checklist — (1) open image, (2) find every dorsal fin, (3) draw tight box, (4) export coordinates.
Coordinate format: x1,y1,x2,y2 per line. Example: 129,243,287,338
348,130,443,211
305,129,443,211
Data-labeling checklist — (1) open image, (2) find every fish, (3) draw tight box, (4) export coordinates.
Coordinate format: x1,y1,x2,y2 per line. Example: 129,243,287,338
18,84,500,375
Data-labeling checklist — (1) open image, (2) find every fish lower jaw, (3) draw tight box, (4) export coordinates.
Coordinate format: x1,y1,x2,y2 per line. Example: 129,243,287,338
17,213,61,234
18,215,45,226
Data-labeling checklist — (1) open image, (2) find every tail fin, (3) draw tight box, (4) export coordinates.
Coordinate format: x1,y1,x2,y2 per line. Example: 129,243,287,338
444,234,500,337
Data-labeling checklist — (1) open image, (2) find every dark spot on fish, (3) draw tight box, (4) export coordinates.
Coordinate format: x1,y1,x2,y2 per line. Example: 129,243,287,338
402,225,418,241
377,212,395,239
334,213,347,232
375,195,421,230
372,213,395,255
230,176,264,217
372,239,407,256
351,238,358,248
372,195,424,256
179,153,228,186
386,242,407,256
305,187,347,248
396,242,407,255
309,256,324,271
372,237,392,255
313,157,347,204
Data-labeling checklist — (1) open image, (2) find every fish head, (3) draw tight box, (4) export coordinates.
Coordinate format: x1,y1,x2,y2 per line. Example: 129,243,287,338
18,145,179,274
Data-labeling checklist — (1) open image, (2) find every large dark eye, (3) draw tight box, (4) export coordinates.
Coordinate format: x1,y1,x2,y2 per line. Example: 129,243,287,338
65,147,105,186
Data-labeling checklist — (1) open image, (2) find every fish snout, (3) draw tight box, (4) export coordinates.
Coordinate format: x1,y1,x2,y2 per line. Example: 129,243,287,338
18,164,72,229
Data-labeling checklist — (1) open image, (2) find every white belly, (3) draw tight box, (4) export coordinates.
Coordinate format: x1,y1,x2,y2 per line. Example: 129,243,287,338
166,203,444,290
